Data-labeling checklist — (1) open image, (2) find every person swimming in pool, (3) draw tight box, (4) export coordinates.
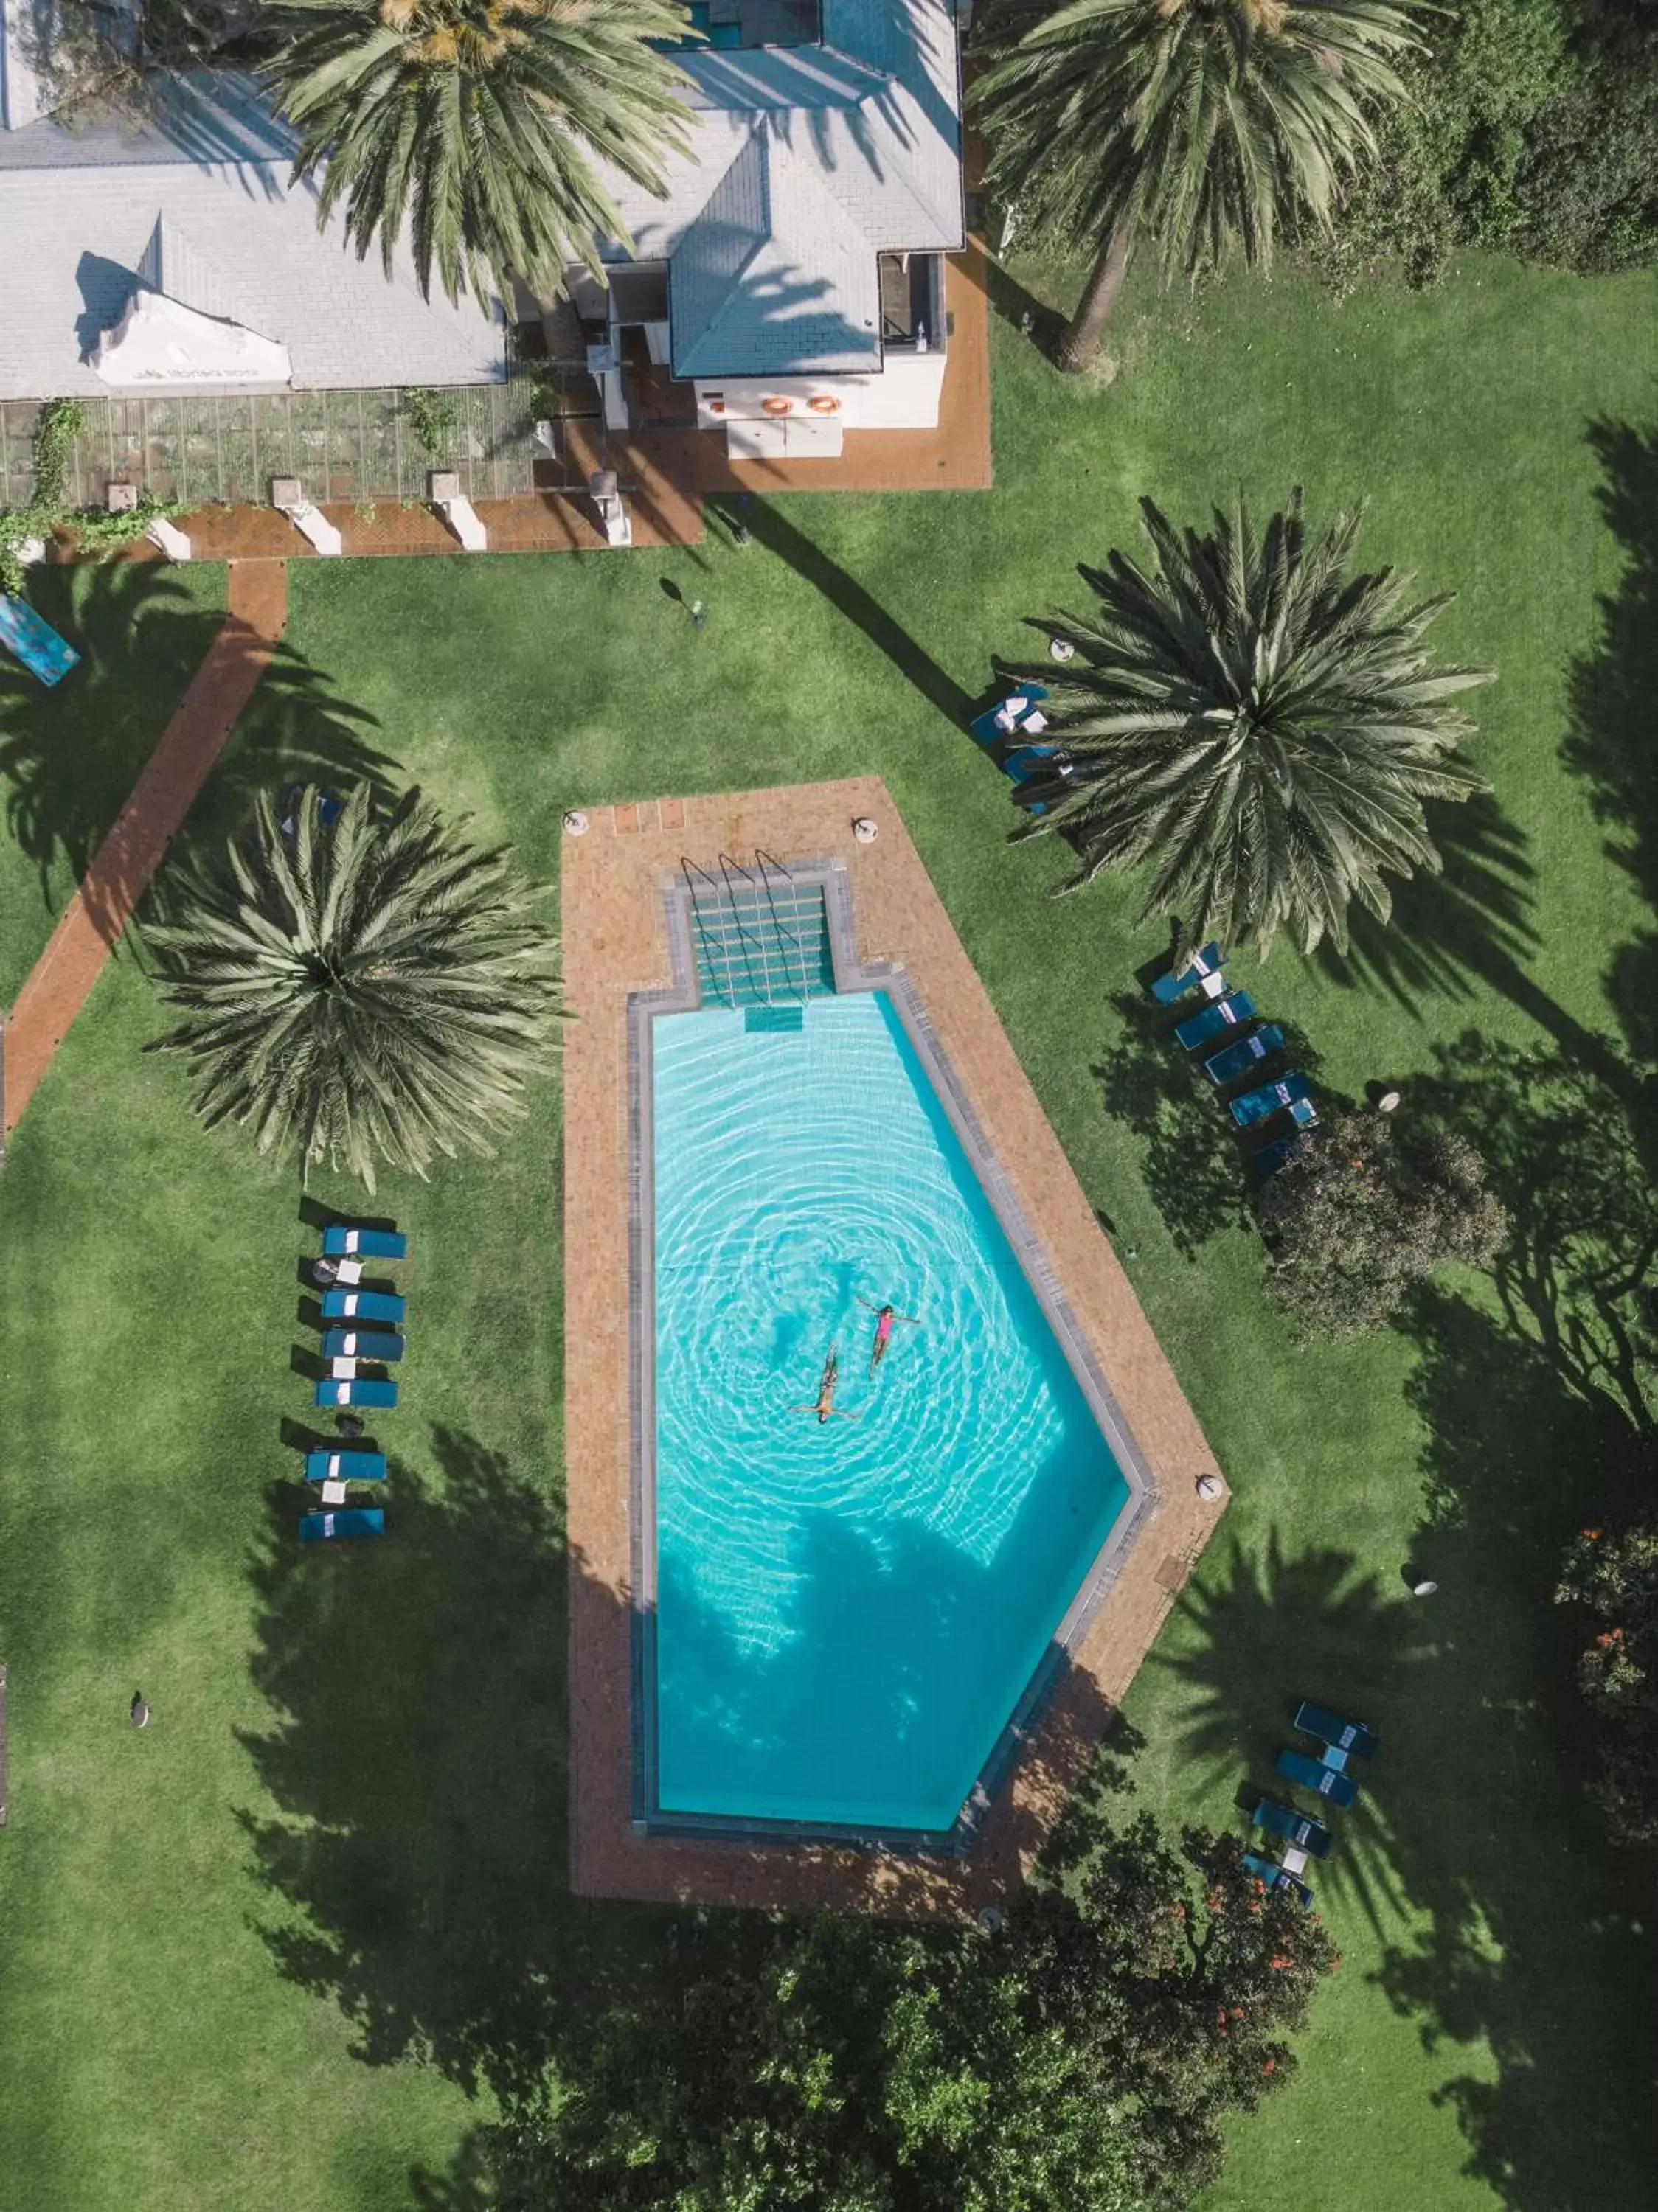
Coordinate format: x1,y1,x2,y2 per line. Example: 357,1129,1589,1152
793,1346,858,1424
857,1294,921,1375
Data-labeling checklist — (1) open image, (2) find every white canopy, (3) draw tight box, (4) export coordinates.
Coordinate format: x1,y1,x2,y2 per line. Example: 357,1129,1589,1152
91,288,291,389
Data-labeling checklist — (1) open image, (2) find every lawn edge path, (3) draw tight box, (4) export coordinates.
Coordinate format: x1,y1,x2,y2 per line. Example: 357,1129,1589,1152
2,560,289,1135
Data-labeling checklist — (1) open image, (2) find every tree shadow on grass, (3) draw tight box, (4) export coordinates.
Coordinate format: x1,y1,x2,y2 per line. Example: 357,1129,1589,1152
1379,1287,1658,2208
236,1426,655,2104
0,563,397,925
979,252,1068,361
1565,418,1658,1063
741,501,976,728
1311,792,1538,1009
1158,1530,1422,1934
1158,1298,1658,2208
1413,1030,1658,1430
1311,786,1648,1104
239,1408,1153,2151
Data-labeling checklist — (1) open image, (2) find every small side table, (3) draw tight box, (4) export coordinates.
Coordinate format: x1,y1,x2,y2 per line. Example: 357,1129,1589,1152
319,1480,350,1505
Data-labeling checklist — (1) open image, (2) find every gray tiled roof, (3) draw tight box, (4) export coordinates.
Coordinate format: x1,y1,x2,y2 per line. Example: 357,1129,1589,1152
0,0,961,397
0,71,504,398
603,0,963,380
670,121,882,377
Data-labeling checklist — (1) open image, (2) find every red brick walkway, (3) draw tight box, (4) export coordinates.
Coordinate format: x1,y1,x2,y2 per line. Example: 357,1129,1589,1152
3,561,289,1135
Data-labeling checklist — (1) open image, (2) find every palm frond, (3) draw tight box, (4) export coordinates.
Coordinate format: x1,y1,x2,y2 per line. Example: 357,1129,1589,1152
972,0,1428,281
999,490,1494,957
264,0,694,305
145,782,566,1189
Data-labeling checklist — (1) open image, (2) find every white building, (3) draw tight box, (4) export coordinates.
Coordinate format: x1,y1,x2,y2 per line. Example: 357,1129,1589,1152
0,0,963,460
579,0,965,458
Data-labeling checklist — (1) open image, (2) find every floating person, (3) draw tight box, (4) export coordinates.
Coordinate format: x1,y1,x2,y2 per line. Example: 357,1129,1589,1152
794,1347,858,1424
857,1295,921,1375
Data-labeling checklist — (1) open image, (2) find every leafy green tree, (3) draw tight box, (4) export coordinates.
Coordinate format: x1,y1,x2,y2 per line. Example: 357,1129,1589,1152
997,491,1493,953
1558,1509,1658,1853
263,0,695,307
1322,0,1658,288
1013,1817,1337,2201
462,1818,1335,2210
146,782,563,1188
1255,1109,1508,1340
971,0,1426,369
484,1913,1144,2212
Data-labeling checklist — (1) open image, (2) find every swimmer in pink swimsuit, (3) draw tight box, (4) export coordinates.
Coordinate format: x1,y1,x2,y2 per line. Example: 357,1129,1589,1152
858,1295,921,1376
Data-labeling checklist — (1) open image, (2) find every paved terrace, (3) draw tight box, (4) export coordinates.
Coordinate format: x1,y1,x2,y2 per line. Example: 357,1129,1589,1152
31,241,990,571
563,777,1228,1920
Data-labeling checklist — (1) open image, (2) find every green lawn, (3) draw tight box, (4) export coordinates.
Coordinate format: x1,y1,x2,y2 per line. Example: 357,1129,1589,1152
1,246,1655,2211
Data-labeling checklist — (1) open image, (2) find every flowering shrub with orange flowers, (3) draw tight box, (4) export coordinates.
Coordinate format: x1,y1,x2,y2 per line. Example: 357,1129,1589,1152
1010,1815,1339,2202
1558,1511,1658,1851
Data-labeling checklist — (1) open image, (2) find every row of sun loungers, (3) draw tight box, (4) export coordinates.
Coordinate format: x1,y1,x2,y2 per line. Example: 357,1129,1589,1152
1149,945,1319,1172
967,685,1075,816
1245,1700,1381,1905
299,1225,408,1541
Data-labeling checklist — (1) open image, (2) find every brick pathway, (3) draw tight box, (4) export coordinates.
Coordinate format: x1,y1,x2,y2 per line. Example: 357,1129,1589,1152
2,561,288,1135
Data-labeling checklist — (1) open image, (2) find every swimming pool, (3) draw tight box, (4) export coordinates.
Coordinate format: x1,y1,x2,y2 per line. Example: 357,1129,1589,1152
646,987,1135,1839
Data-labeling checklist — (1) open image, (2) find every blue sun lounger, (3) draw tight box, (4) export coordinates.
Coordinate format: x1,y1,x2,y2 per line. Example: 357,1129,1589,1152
299,1507,385,1543
1252,1796,1335,1858
315,1376,398,1411
1150,942,1224,1004
1294,1701,1381,1761
322,1327,404,1363
1204,1023,1285,1085
1229,1073,1316,1128
1175,992,1256,1050
0,594,81,686
1242,1849,1314,1910
319,1287,406,1324
302,1449,387,1485
1276,1746,1358,1808
322,1225,406,1260
968,684,1050,751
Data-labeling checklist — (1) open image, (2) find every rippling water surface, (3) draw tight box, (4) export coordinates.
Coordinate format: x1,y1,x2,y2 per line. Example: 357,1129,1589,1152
651,990,1129,1831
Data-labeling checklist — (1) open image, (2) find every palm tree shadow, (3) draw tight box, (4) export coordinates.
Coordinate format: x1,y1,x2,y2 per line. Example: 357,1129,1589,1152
740,501,976,728
1311,792,1537,1010
1410,1029,1658,1430
979,252,1068,360
0,563,398,936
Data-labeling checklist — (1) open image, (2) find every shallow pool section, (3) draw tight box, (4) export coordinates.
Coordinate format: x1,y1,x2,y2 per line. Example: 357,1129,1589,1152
648,990,1132,1837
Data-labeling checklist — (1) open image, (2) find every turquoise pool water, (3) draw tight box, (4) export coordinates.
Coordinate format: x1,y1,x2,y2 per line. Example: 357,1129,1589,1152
650,990,1131,1834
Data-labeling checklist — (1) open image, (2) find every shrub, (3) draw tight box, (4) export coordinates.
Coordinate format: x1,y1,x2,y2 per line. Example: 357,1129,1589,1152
403,387,462,459
1257,1111,1508,1340
1558,1512,1658,1852
1327,0,1658,282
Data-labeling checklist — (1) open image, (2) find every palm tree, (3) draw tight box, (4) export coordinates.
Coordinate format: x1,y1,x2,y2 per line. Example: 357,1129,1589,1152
264,0,696,307
146,783,564,1187
972,0,1426,370
999,490,1494,956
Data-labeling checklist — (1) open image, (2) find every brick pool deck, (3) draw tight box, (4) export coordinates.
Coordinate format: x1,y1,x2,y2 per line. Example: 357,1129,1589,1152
563,778,1228,1919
